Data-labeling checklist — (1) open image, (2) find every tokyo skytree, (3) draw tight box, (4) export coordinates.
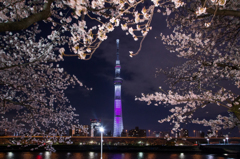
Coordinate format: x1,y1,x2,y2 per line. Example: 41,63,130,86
113,39,123,137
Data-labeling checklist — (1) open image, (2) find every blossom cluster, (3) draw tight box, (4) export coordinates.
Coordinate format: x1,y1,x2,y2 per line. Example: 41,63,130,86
0,26,86,150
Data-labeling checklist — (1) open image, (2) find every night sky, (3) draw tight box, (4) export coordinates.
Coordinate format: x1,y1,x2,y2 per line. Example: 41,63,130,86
60,13,239,137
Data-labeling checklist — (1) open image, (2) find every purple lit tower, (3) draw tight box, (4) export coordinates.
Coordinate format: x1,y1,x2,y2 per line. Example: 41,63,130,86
113,39,124,137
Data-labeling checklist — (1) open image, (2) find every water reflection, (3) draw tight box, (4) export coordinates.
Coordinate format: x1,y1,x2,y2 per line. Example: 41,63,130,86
0,151,239,159
138,152,143,158
170,153,178,159
44,151,51,159
110,153,122,159
36,154,43,159
179,152,185,159
89,151,96,159
147,153,156,159
0,153,5,159
51,152,60,159
123,153,132,159
21,152,34,159
71,152,84,158
7,152,13,159
192,154,203,159
206,154,214,159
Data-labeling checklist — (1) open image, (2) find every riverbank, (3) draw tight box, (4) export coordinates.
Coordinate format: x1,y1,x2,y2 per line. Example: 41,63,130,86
0,144,240,154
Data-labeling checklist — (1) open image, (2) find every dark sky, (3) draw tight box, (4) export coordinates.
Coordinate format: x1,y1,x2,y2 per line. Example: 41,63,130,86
60,13,239,137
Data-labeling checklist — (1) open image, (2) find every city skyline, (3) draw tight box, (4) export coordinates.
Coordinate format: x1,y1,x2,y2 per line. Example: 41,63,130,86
60,22,240,137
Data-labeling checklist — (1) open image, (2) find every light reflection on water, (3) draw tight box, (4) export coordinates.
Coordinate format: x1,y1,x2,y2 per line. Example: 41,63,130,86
179,152,185,159
206,154,214,159
0,151,239,159
138,152,143,158
44,151,50,159
21,152,34,159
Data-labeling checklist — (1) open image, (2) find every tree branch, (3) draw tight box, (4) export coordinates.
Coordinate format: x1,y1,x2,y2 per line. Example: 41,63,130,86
202,61,240,70
0,0,54,32
206,8,240,18
230,95,240,121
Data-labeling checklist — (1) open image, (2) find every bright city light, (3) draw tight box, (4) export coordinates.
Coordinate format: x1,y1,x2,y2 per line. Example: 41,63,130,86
99,127,104,132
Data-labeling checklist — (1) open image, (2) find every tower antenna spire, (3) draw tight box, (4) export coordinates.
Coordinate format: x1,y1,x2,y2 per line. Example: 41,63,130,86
116,39,119,61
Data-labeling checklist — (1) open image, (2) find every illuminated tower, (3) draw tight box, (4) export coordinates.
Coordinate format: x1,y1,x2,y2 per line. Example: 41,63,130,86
113,39,123,137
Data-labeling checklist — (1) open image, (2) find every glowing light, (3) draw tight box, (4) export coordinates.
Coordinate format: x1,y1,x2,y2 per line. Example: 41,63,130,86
99,127,104,132
89,152,94,158
206,154,214,159
180,153,184,158
115,86,121,97
44,151,51,159
8,152,13,157
138,152,143,158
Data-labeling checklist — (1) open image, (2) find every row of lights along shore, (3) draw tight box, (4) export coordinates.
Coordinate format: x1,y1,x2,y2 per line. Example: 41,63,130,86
206,137,229,145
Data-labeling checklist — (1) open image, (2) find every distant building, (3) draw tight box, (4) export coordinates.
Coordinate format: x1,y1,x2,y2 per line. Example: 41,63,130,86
217,130,223,137
160,131,171,138
179,129,189,137
121,130,127,137
0,129,13,136
153,131,159,137
128,127,146,137
69,125,89,136
90,119,101,137
0,129,6,136
196,130,205,137
106,130,112,137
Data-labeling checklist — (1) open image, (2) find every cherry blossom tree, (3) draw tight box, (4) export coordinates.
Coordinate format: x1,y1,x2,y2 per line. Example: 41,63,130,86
0,0,189,58
0,0,185,143
1,0,238,139
0,25,89,150
136,0,240,136
2,0,236,57
0,0,152,148
0,0,163,148
0,0,156,59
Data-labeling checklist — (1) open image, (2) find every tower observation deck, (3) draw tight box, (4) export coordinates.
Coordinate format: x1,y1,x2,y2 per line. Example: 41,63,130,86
113,39,123,137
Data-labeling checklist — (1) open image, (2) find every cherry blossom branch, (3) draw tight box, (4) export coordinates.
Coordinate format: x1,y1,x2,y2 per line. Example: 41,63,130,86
206,8,240,18
0,0,54,32
202,61,240,70
62,40,102,60
0,0,25,12
2,99,35,110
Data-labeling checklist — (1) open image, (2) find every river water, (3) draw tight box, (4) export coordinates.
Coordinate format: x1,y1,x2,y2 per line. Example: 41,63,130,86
0,152,239,159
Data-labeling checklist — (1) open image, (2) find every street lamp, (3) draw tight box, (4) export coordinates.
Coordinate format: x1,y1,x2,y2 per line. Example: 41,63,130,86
148,130,150,137
223,139,225,145
207,138,209,145
99,127,104,159
193,130,195,137
226,137,229,144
